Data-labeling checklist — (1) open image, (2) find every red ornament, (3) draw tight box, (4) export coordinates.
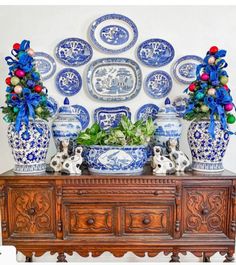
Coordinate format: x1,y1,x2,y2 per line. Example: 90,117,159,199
209,46,219,54
11,92,17,100
189,83,196,92
223,85,229,91
34,85,42,93
13,43,21,50
5,77,11,85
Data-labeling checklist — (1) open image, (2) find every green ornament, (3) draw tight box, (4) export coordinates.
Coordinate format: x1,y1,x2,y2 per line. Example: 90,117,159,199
201,105,209,112
215,58,222,64
195,92,205,100
3,115,10,123
220,76,228,85
41,96,47,103
13,107,19,113
6,94,11,100
227,114,236,124
11,76,20,86
36,106,43,115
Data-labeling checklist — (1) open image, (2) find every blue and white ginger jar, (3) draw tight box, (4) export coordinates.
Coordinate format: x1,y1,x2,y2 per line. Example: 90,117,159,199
8,119,50,174
52,97,82,151
188,120,229,172
153,98,182,155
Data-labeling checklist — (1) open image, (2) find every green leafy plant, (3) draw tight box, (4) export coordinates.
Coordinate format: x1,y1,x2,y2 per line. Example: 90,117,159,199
77,116,155,146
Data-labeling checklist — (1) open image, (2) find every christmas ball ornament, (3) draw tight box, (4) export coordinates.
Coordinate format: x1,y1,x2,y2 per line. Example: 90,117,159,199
36,106,43,115
201,73,209,81
15,69,25,78
26,79,35,88
41,95,47,102
223,85,229,91
189,83,196,92
224,103,234,112
11,76,20,86
13,43,20,50
220,76,228,85
6,94,11,101
209,46,219,54
227,114,236,124
195,92,205,100
42,87,48,94
207,88,216,96
34,85,42,93
208,56,216,65
32,72,40,81
201,105,209,112
11,93,17,100
14,85,22,94
13,107,19,113
27,48,35,57
5,77,11,85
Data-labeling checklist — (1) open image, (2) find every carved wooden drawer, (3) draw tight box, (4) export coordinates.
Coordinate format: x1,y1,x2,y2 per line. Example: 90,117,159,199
63,204,115,238
7,185,56,239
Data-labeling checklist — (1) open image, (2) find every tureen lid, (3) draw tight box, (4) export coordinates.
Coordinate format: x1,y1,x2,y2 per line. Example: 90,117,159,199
157,97,177,117
58,97,76,114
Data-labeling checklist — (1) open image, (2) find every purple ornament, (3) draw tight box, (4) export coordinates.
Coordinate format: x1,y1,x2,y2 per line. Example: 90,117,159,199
211,80,220,86
26,79,35,88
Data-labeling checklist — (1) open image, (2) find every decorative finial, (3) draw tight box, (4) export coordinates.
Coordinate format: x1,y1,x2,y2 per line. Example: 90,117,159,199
64,97,70,105
165,97,171,105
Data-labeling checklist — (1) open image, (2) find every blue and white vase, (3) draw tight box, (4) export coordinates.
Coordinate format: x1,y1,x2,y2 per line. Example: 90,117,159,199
52,98,82,151
8,119,50,174
83,145,148,174
153,98,182,155
188,119,229,172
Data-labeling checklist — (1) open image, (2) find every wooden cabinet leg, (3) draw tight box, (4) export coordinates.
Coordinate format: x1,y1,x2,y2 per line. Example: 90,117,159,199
57,253,67,263
170,252,180,262
224,252,234,263
25,256,32,262
203,253,211,262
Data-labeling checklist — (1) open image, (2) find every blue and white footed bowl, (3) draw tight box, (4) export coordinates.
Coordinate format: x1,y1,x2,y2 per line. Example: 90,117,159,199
188,120,230,172
83,145,148,174
8,120,50,174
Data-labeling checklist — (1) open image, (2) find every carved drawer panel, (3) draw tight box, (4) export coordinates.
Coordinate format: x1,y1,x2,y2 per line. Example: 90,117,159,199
64,204,114,237
7,186,56,238
183,187,229,235
123,205,174,236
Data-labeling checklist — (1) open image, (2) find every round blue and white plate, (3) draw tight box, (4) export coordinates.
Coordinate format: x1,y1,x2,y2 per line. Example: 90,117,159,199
72,104,90,130
173,55,203,84
55,38,93,66
55,68,82,96
136,104,159,121
34,52,56,80
46,96,58,118
137,38,175,67
90,13,138,54
145,70,172,99
172,96,188,117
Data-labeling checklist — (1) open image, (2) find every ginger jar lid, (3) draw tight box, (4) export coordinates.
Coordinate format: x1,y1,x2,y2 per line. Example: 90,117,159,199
58,97,76,114
157,97,177,117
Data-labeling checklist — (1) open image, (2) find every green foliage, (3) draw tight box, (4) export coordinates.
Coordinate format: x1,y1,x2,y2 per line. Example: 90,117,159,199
77,115,155,146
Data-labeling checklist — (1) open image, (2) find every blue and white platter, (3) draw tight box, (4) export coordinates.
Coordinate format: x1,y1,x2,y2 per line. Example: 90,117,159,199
34,52,56,80
87,58,142,101
55,38,93,66
137,38,175,67
55,68,82,96
72,104,90,130
172,96,188,117
173,55,204,84
89,13,138,54
94,106,131,131
136,103,159,121
46,96,58,118
145,70,172,99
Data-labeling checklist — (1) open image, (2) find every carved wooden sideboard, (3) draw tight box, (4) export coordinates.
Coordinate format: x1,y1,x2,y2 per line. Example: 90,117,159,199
0,168,236,262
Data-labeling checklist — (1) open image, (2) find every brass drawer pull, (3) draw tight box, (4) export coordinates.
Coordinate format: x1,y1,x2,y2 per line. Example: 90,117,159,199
87,218,95,225
27,208,36,216
143,218,151,225
201,208,209,215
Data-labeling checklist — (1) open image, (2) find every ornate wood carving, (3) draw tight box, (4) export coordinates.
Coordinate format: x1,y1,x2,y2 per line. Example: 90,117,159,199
175,181,181,238
0,183,8,237
56,183,63,238
57,253,67,262
230,182,236,238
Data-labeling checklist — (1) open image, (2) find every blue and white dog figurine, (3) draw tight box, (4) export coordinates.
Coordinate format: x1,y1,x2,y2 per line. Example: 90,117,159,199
62,146,83,175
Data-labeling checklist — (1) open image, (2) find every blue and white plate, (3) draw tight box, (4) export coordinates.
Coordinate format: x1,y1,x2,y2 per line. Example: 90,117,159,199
172,96,188,117
90,13,138,54
145,70,172,99
72,104,90,130
55,68,82,96
46,96,58,118
136,104,159,121
55,38,93,66
87,58,142,101
137,38,175,67
34,52,56,80
173,55,203,84
94,106,131,131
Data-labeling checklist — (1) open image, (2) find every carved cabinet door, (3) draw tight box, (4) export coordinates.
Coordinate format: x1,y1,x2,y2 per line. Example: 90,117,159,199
7,185,56,239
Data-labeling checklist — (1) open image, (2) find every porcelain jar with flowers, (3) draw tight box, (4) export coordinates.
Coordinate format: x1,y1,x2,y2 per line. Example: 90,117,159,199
184,46,235,172
1,40,51,174
77,116,154,174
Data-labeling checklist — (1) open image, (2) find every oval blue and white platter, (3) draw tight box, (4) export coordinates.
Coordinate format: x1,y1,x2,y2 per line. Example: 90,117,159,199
34,52,56,80
145,70,172,99
55,68,82,97
94,106,131,131
71,104,90,130
90,13,138,54
55,38,93,66
46,96,58,118
136,103,159,121
137,38,175,67
173,55,203,84
87,58,142,101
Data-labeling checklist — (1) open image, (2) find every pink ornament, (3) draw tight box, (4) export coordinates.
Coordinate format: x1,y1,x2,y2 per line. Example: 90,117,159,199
224,103,234,112
223,85,229,91
201,73,209,81
27,48,35,57
15,69,25,78
207,88,216,96
14,85,22,94
208,56,216,65
189,83,196,92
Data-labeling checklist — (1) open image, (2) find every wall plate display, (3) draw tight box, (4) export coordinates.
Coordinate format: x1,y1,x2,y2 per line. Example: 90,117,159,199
72,104,90,130
145,70,172,98
89,13,138,54
46,96,58,118
172,96,188,117
87,58,142,101
34,52,56,80
173,55,203,84
94,106,131,131
137,38,175,67
55,38,93,66
55,68,82,96
136,103,159,121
